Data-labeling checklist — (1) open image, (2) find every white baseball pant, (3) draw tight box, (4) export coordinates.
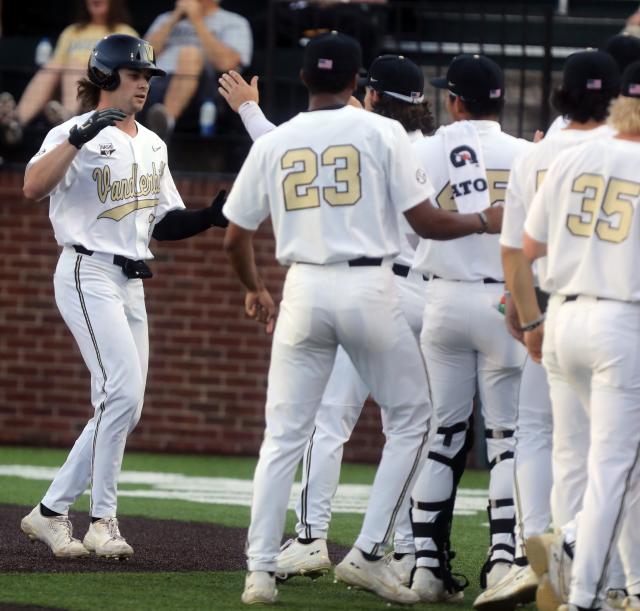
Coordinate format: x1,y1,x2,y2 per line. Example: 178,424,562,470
41,247,148,518
246,261,431,571
513,358,553,559
411,279,525,578
295,269,428,554
546,295,640,606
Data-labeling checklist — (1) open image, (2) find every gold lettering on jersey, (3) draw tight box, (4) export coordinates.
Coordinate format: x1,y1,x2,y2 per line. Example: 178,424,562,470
92,162,165,205
435,170,510,211
567,174,639,243
98,199,158,221
535,169,548,190
281,145,362,211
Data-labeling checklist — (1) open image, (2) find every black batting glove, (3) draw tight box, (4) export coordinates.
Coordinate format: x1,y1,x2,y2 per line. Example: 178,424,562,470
207,189,228,228
68,107,127,149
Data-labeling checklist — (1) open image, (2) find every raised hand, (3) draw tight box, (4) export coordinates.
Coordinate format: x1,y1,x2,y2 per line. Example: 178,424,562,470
208,189,228,228
68,108,126,149
218,71,259,113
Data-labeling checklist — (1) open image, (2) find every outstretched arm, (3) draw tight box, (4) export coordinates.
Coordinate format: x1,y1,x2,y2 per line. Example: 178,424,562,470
152,190,228,240
404,200,503,240
219,71,276,141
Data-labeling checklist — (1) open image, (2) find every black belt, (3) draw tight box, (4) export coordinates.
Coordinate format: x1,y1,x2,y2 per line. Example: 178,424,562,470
433,275,502,284
73,245,153,280
347,257,383,267
563,294,611,303
392,263,429,281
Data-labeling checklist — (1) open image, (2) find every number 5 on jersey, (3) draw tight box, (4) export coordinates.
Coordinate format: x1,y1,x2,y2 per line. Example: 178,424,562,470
281,145,361,211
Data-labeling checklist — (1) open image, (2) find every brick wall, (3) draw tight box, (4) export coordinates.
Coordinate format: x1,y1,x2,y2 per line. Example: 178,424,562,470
0,170,384,462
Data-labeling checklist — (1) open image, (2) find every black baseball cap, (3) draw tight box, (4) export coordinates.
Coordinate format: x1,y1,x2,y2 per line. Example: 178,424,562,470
621,60,640,98
430,54,504,101
561,50,620,94
364,55,425,104
303,31,362,78
604,34,640,73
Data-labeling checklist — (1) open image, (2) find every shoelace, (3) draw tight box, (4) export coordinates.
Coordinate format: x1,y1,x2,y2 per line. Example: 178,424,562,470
104,518,125,541
49,516,74,543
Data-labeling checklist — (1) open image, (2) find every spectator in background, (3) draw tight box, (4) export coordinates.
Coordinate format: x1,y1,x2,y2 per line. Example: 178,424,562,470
0,0,136,146
143,0,252,141
625,4,640,36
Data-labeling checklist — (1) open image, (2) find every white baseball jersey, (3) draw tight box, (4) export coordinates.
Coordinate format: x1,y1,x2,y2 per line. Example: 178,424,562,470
525,137,640,300
28,112,185,261
502,126,614,249
223,105,434,265
411,120,530,280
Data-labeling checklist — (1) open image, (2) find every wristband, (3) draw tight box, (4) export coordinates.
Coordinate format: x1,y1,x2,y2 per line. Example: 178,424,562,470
476,211,489,234
520,313,545,332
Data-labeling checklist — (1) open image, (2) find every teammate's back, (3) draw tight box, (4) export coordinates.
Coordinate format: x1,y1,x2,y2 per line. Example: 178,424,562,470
527,136,640,301
229,104,430,265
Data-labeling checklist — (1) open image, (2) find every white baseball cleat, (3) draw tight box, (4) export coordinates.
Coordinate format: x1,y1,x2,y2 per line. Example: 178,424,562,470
607,589,629,609
485,561,512,590
241,571,278,605
275,538,331,581
473,563,538,611
83,518,133,559
386,552,416,586
410,566,465,603
624,595,640,610
20,505,89,558
334,547,419,605
527,533,572,611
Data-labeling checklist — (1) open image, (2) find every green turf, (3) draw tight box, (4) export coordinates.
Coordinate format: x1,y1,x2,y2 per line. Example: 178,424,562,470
0,447,505,610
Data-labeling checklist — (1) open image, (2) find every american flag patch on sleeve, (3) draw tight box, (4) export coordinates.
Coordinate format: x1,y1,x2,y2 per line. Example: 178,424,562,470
586,79,602,90
629,83,640,95
489,88,501,99
318,58,333,70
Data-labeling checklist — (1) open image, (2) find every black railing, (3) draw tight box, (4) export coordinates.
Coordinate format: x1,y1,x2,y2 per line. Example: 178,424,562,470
261,0,624,140
0,2,627,173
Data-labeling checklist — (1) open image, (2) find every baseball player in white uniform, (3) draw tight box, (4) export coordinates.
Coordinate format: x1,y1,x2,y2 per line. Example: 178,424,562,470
522,60,640,611
19,34,228,560
475,50,621,611
220,54,437,586
409,54,530,603
221,32,504,606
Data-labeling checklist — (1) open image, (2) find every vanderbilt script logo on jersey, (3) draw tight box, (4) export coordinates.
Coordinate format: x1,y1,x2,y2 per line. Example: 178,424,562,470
450,145,479,168
92,162,164,221
99,143,116,157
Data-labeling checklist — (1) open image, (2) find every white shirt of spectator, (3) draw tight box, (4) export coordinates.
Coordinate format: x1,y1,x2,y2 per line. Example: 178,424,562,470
146,8,253,74
525,136,640,301
223,105,434,265
28,112,185,260
411,120,530,281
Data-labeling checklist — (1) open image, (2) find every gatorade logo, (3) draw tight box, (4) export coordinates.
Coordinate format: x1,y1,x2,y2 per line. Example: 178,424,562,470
450,145,478,168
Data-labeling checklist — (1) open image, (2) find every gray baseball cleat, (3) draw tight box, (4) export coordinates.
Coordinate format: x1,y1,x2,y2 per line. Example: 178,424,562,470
241,571,278,605
21,505,89,558
386,552,416,586
335,547,419,605
83,517,133,559
473,563,538,611
411,566,465,603
275,538,331,581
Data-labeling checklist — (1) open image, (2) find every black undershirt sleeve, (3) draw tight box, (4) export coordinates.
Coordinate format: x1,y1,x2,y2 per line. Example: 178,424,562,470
152,208,216,241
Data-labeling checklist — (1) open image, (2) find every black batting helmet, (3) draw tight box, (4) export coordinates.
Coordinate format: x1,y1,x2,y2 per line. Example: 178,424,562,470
88,34,166,91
